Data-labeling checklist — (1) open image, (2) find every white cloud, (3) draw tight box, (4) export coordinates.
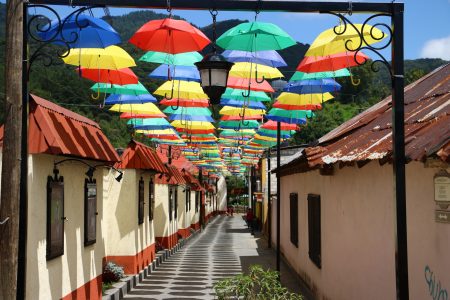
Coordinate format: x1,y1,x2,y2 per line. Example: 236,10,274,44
420,35,450,60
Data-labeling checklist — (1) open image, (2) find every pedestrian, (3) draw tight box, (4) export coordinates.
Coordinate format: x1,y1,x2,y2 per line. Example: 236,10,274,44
246,208,254,234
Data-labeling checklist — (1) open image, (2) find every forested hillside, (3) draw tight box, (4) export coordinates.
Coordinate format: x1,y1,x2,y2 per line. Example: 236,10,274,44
0,4,447,147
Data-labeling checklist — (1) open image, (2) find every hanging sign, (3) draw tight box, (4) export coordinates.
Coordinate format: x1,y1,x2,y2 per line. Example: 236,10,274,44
435,210,450,224
434,170,450,209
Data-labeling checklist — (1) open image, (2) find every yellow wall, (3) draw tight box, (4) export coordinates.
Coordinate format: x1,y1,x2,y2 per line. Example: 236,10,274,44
217,176,228,212
25,154,106,300
177,186,188,231
153,183,171,238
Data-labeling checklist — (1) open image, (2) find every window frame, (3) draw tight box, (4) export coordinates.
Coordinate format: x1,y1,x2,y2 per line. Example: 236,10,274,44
138,177,144,225
290,192,299,248
84,178,97,246
46,172,65,260
168,185,173,221
149,178,155,221
308,193,321,269
174,186,178,219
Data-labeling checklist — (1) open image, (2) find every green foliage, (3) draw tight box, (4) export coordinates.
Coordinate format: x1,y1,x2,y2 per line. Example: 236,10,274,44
103,261,125,283
214,265,303,300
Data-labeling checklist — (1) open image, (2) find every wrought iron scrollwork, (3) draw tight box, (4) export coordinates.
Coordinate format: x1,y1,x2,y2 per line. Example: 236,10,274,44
324,12,393,77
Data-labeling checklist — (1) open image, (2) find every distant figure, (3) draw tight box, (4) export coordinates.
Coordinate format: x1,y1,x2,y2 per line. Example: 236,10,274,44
246,208,254,234
230,206,234,216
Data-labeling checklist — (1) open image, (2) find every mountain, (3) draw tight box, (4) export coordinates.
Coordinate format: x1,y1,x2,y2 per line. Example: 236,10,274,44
0,4,447,147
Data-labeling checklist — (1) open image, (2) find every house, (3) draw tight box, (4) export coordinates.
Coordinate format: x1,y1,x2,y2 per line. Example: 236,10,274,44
271,65,449,299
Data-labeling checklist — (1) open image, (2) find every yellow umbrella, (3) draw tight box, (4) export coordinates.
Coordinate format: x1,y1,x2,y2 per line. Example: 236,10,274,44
63,45,136,69
135,129,177,135
220,106,266,117
229,62,283,79
254,134,278,142
276,92,334,105
109,102,163,114
154,80,208,99
171,120,215,130
306,24,385,57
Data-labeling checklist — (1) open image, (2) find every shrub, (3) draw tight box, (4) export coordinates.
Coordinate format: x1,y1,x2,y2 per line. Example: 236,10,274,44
214,265,303,300
103,261,125,283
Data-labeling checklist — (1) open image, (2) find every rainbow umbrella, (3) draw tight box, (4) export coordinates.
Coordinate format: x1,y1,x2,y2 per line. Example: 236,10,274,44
220,99,266,109
127,118,172,130
163,107,212,116
222,88,271,102
139,51,203,66
266,108,313,124
220,106,265,117
172,120,215,130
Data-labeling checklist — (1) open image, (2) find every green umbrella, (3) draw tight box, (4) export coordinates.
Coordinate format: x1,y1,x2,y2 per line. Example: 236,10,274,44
163,106,212,116
91,82,149,95
217,21,296,51
139,51,203,66
219,120,260,129
267,108,314,119
290,69,350,81
222,88,271,102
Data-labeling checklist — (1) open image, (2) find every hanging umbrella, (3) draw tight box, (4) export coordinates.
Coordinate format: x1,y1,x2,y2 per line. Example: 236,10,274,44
169,115,215,122
227,76,275,93
163,106,212,116
261,120,298,131
172,120,215,130
220,106,265,117
266,108,313,124
222,88,271,102
221,115,262,121
139,51,203,66
176,128,216,134
222,50,287,67
105,94,157,105
290,69,350,81
78,67,138,85
63,45,136,69
306,24,386,57
219,120,260,130
160,98,209,107
109,102,164,115
229,62,283,80
120,112,166,119
297,52,369,73
135,128,178,135
128,118,172,130
130,18,210,53
283,79,341,94
273,102,322,111
148,65,200,82
91,82,149,96
277,92,333,104
217,22,296,51
220,99,266,109
38,14,121,48
154,80,208,99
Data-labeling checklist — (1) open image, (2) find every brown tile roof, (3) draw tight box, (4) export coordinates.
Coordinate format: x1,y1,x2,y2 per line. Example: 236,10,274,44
276,64,450,176
115,140,168,174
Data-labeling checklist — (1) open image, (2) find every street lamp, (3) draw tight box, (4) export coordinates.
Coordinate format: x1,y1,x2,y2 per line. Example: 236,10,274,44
195,9,233,105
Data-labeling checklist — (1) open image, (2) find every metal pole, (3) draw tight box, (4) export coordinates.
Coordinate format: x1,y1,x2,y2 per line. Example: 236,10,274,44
276,122,281,275
267,149,271,248
391,3,408,299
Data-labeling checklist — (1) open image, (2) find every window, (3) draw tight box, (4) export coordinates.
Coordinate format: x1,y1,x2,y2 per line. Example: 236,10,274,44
174,186,178,219
149,179,155,221
138,177,144,225
308,194,321,268
186,187,191,212
84,179,97,246
168,185,173,221
195,191,199,213
290,193,298,247
46,171,64,260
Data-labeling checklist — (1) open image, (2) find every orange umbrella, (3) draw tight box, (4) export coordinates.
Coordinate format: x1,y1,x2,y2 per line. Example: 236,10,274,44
273,101,322,111
261,120,298,131
78,67,138,85
160,98,210,107
296,52,368,73
227,76,275,93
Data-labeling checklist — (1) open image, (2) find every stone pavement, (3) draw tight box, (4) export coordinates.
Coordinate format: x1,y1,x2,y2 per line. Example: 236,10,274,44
123,215,313,300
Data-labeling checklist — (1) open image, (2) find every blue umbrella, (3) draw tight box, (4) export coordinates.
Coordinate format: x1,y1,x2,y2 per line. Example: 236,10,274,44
255,130,291,139
169,115,215,122
128,118,173,130
220,99,266,109
148,65,201,82
266,115,307,124
37,14,121,48
105,94,157,105
283,79,341,94
222,50,287,67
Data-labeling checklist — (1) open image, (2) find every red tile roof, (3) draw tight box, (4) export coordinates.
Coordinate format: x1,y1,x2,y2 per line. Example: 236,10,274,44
115,140,168,174
0,94,119,163
166,165,187,185
156,146,198,175
276,64,450,176
182,170,204,191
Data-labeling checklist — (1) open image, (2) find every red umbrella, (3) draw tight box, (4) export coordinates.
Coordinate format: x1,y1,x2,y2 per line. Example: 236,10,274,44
160,98,210,107
78,67,138,85
176,128,215,134
120,112,167,119
129,18,211,54
297,52,369,73
145,134,179,139
227,76,275,93
221,115,263,121
261,120,298,130
273,101,322,111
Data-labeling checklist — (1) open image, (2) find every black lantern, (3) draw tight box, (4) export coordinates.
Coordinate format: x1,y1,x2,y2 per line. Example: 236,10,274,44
195,9,233,105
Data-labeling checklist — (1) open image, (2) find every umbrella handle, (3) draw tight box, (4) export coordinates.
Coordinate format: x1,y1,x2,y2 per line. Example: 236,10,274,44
255,68,265,84
91,86,101,100
241,119,250,126
241,86,251,98
350,74,361,86
165,91,174,100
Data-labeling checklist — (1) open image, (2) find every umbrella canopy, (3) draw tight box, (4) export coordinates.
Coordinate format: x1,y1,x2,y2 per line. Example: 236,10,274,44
283,79,341,94
222,50,287,67
297,52,369,73
277,92,334,105
130,18,210,53
128,118,173,130
306,24,386,57
78,67,138,85
261,120,298,131
160,98,209,107
139,51,203,66
222,88,271,102
230,62,283,79
227,76,275,92
169,115,215,122
163,106,212,116
219,120,260,130
91,82,149,95
38,14,121,48
135,129,178,135
105,94,157,105
120,112,166,119
273,102,322,111
63,45,136,69
220,99,266,109
217,21,296,51
221,115,262,121
266,108,312,124
149,65,200,82
172,120,215,130
220,106,265,117
290,69,350,81
110,102,164,115
154,80,208,99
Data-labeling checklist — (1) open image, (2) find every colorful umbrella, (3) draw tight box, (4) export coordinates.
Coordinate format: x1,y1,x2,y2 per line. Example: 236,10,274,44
163,106,212,116
283,79,341,94
63,46,136,69
172,120,215,130
227,76,275,93
217,22,296,51
230,62,283,80
38,14,121,48
296,52,369,73
221,115,262,121
261,120,298,131
139,51,203,66
266,108,313,124
120,112,166,119
290,69,350,81
148,65,200,82
160,98,209,107
169,115,215,122
128,118,172,130
222,88,271,102
130,18,210,53
109,102,164,115
220,99,266,109
154,80,208,99
91,82,149,96
105,94,157,105
220,106,265,117
222,50,287,67
78,67,138,85
277,92,334,105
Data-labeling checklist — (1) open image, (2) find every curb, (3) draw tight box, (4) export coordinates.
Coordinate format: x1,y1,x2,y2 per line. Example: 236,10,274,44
102,230,199,300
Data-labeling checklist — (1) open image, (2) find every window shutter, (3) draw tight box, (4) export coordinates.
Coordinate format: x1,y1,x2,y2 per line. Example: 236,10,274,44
290,193,299,247
138,178,144,225
308,194,321,268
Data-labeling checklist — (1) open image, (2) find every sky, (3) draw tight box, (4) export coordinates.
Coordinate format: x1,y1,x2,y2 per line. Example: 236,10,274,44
7,0,450,60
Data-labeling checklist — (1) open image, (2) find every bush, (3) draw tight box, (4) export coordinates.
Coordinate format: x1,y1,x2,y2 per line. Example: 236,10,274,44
214,265,303,300
103,261,125,283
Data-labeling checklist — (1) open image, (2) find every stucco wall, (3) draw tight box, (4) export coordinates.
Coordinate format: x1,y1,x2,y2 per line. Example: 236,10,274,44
26,154,106,300
275,161,450,300
154,183,178,248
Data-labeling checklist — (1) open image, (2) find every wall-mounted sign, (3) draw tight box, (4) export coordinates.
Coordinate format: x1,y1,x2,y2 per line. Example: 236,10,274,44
435,210,450,224
434,170,450,209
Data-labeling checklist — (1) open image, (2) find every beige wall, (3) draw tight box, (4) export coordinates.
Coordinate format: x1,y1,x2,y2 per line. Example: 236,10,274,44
103,169,155,256
217,176,228,212
275,161,450,300
25,154,106,300
190,190,199,226
177,185,188,230
154,183,172,238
